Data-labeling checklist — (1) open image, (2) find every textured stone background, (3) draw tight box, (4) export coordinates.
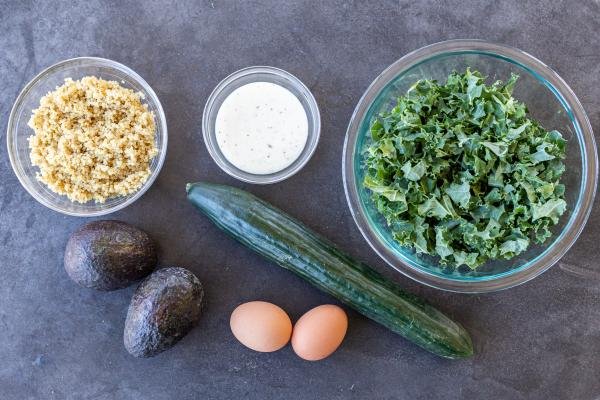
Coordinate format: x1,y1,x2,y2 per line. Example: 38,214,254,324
1,1,599,399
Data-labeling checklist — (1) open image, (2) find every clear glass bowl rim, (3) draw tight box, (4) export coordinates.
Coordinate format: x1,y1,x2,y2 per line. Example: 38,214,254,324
6,56,168,217
202,66,321,184
342,39,598,293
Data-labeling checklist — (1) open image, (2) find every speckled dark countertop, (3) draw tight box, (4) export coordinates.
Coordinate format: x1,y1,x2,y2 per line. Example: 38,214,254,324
1,1,600,399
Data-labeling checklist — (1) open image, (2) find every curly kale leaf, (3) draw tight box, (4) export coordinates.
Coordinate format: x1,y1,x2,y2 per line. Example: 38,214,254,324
363,69,567,270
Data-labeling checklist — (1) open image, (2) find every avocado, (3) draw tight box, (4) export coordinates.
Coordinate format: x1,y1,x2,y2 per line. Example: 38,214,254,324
123,267,204,358
64,220,157,291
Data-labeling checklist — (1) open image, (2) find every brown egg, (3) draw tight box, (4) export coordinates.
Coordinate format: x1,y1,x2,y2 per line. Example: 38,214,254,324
230,301,292,352
291,304,348,361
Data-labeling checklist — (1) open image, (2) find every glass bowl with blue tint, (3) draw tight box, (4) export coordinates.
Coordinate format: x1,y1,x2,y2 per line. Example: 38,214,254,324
342,40,598,293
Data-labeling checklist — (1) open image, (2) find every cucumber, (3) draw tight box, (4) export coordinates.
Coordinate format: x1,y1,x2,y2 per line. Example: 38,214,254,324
187,182,473,359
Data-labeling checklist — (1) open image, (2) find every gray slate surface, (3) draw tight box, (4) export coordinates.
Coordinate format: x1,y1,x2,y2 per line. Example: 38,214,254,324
1,1,599,399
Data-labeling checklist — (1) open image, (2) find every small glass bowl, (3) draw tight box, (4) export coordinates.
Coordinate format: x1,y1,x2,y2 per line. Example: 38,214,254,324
7,57,168,217
343,40,598,293
202,66,321,184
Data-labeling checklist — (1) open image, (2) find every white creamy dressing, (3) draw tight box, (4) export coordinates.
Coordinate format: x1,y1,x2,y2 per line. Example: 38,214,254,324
215,81,308,175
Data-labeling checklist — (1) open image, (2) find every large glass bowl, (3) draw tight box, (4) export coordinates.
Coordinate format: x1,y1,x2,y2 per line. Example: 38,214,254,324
7,57,168,217
343,40,598,293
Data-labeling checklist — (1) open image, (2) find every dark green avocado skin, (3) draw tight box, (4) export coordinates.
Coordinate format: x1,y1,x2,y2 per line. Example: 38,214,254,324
64,220,157,291
123,267,204,358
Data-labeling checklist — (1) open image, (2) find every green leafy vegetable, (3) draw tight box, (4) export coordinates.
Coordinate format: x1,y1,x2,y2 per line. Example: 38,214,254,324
363,69,567,270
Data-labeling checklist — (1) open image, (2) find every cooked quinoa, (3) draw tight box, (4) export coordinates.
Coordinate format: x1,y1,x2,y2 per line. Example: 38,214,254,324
27,76,158,203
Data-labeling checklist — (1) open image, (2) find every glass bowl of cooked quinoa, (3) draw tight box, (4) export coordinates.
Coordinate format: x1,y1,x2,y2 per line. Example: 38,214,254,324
7,57,167,216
